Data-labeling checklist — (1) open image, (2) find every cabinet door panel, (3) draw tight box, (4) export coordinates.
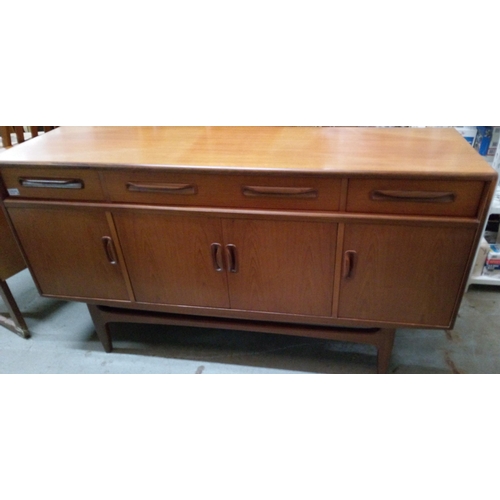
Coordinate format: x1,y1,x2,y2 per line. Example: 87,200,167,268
223,219,336,316
338,223,476,326
7,207,129,300
113,213,230,308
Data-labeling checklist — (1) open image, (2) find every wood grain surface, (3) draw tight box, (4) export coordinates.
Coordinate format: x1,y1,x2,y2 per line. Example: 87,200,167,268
1,166,105,201
337,223,477,326
346,178,485,217
222,218,336,316
0,127,495,177
113,212,231,308
102,170,342,210
7,207,130,300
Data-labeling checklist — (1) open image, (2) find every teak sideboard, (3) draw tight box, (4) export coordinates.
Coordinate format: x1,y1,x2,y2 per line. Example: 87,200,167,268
0,127,497,372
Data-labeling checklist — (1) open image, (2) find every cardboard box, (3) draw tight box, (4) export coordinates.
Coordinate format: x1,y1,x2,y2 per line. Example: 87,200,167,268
473,238,490,276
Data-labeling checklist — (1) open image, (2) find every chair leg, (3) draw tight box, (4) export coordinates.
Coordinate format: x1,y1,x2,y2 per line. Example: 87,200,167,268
0,126,12,148
14,126,25,144
0,279,30,338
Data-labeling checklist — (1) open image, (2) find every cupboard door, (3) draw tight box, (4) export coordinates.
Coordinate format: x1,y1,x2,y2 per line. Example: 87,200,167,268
7,207,129,301
222,219,336,316
113,212,230,308
338,223,477,327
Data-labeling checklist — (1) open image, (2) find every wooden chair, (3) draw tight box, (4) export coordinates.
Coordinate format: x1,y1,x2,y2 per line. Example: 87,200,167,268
0,126,56,337
1,126,56,148
0,208,29,337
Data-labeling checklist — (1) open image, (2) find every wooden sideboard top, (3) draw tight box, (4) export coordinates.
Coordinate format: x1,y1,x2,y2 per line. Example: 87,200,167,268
0,126,496,178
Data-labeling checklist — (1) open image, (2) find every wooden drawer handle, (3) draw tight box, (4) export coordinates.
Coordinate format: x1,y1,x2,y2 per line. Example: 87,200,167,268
18,178,84,189
343,250,357,279
242,185,318,198
211,243,224,272
370,190,456,203
126,182,197,195
226,244,238,273
102,236,118,265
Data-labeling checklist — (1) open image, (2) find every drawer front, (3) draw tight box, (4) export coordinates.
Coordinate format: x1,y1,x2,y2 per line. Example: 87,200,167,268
0,167,105,201
346,178,485,217
102,171,342,211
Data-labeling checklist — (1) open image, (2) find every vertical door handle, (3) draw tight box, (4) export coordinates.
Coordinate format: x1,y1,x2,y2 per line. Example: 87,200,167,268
211,243,224,271
102,236,118,265
343,250,357,279
226,244,238,273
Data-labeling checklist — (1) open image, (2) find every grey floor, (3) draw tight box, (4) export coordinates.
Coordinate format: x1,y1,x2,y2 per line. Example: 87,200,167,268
1,268,499,373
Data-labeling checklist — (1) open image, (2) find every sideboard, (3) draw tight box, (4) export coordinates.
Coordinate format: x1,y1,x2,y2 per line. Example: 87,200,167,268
0,127,496,372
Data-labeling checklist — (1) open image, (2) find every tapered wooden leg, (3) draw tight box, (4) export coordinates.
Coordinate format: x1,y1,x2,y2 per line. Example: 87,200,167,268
376,328,396,374
0,279,30,338
0,126,12,148
14,126,25,144
87,304,113,352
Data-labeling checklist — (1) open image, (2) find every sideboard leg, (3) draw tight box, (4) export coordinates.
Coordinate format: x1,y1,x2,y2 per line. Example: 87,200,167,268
87,304,113,353
376,328,396,374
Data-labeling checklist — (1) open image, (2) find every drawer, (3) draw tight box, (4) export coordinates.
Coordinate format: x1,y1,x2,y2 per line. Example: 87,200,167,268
346,178,485,217
102,170,342,211
0,167,105,201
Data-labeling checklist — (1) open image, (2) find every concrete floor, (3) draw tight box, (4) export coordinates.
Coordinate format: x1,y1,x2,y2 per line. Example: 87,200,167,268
1,268,499,373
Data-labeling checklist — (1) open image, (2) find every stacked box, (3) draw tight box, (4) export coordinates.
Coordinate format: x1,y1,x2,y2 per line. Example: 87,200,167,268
483,244,500,278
